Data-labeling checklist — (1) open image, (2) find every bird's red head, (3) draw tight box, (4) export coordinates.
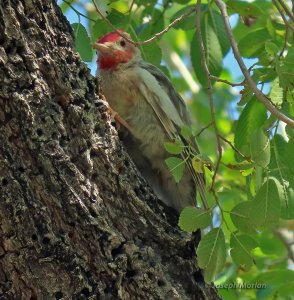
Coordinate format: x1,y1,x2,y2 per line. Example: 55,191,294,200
94,30,137,70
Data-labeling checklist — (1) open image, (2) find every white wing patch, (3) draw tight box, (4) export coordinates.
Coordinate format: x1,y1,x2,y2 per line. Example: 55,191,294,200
136,66,208,209
136,67,184,132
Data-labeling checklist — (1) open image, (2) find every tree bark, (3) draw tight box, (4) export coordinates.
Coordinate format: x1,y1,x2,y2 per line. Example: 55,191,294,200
0,0,220,299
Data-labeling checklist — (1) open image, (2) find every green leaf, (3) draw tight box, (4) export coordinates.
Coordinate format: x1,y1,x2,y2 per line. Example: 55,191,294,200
252,67,277,83
136,0,157,5
269,77,283,107
230,233,258,271
141,42,162,66
107,9,128,28
192,156,204,173
271,176,294,220
250,129,270,168
60,0,74,13
92,19,109,41
165,157,185,183
71,23,93,62
180,125,192,140
259,230,287,256
234,97,267,160
254,165,263,192
287,90,294,104
269,135,293,187
164,142,183,155
269,140,294,219
179,207,211,232
140,8,165,36
230,202,256,234
281,187,294,220
238,87,253,106
207,8,230,56
265,42,279,56
276,46,294,89
238,28,271,58
173,0,191,3
285,136,294,172
249,178,281,226
226,0,264,16
257,270,294,297
191,14,223,87
226,161,254,171
274,178,292,219
197,228,226,282
170,5,195,30
285,126,294,139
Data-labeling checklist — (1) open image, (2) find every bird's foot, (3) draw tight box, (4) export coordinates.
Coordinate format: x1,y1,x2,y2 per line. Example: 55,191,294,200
98,93,134,134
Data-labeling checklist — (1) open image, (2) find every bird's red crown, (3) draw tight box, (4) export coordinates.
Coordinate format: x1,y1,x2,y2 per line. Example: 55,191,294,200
97,29,125,44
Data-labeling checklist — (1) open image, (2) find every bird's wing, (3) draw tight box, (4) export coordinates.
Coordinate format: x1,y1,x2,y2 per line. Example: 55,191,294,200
135,62,208,208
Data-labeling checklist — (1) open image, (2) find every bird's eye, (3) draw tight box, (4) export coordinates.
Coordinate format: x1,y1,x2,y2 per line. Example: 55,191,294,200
120,40,126,47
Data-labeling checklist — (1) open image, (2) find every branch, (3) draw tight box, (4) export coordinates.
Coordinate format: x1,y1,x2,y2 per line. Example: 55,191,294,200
196,122,213,137
218,135,251,162
195,0,222,192
128,0,135,13
209,75,244,87
273,0,294,33
214,0,294,128
137,8,195,45
63,0,96,22
280,22,289,57
91,0,135,44
277,0,294,22
91,0,195,45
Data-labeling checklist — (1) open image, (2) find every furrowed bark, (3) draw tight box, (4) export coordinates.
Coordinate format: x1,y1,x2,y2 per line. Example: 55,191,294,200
0,0,220,299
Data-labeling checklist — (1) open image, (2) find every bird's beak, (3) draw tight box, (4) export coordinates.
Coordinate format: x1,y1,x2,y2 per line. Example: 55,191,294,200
93,42,111,54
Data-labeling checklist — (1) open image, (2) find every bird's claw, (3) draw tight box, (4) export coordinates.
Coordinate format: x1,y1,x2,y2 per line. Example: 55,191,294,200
98,93,133,134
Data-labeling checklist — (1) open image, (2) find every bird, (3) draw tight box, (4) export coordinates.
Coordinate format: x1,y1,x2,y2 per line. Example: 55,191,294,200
93,30,207,213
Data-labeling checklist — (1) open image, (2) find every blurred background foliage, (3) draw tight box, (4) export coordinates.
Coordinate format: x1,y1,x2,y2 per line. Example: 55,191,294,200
58,0,294,299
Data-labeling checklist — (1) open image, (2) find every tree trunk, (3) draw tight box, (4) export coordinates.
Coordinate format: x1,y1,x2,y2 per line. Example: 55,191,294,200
0,0,220,299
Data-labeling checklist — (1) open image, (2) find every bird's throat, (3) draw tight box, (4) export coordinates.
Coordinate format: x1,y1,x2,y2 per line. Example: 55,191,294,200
98,50,133,70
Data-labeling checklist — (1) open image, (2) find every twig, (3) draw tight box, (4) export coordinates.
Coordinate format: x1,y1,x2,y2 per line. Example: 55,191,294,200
218,135,251,161
138,8,195,45
128,0,135,13
91,0,195,45
222,162,253,170
248,62,259,73
63,0,96,22
273,0,294,33
195,0,222,192
280,23,289,57
209,75,244,87
196,122,213,137
214,0,294,128
277,0,294,22
91,0,134,43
